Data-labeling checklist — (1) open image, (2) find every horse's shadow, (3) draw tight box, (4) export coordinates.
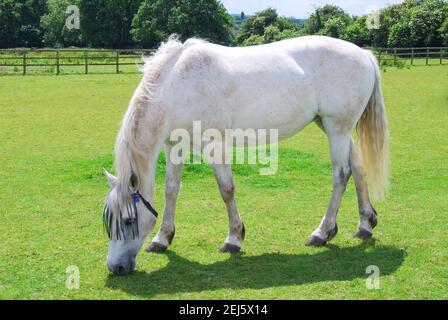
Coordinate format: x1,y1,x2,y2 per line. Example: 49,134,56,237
105,242,406,298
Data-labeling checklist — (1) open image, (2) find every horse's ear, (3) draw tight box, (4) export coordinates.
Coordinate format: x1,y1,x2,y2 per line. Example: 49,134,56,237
103,168,117,187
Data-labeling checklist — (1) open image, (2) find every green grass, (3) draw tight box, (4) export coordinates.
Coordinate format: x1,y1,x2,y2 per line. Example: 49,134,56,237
0,66,447,299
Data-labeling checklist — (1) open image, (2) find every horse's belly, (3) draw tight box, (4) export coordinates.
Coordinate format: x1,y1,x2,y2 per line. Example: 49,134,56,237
228,71,318,140
232,105,316,141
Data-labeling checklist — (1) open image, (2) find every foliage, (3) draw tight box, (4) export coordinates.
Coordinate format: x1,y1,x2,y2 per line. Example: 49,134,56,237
237,8,303,46
302,1,448,48
0,0,47,48
0,0,448,49
439,17,448,46
304,5,352,37
131,0,233,48
40,0,82,47
79,0,141,48
235,1,447,48
317,16,352,39
386,0,448,47
341,16,373,47
407,0,448,46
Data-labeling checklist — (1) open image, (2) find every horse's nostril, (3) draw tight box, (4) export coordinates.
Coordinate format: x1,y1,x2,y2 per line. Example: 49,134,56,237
108,258,135,276
116,266,126,275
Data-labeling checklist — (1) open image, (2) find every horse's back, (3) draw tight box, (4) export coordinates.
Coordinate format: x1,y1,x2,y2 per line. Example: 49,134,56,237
163,36,376,139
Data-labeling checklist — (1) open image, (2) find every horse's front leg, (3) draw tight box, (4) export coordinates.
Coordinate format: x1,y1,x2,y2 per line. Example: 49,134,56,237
212,164,245,253
147,144,183,253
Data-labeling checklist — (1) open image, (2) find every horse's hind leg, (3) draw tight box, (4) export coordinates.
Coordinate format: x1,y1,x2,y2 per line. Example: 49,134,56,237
307,119,352,246
350,139,378,239
314,117,377,240
212,164,245,253
147,144,183,253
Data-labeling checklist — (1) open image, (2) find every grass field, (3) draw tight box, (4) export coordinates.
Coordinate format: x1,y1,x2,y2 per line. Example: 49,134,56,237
0,65,447,299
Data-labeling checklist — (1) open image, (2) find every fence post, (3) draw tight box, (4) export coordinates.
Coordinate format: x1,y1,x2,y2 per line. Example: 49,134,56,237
440,48,443,65
394,48,397,65
411,48,414,65
426,48,429,65
22,52,27,76
56,50,60,75
116,51,119,74
378,49,382,65
84,50,88,74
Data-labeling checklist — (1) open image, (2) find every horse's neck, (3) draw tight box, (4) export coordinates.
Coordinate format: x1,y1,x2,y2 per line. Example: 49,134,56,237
116,142,156,203
116,89,161,204
134,158,157,204
138,168,155,203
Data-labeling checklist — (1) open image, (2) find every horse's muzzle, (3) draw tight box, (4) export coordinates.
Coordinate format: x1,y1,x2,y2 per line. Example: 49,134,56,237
108,256,136,276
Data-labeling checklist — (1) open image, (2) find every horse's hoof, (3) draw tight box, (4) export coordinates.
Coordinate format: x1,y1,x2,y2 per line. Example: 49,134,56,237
354,229,373,240
306,235,327,247
220,243,241,253
307,223,338,247
146,242,168,253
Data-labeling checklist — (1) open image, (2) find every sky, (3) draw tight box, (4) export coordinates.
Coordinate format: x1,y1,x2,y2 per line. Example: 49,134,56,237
220,0,404,18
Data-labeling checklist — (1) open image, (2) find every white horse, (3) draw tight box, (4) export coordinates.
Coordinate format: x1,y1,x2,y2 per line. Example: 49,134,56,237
103,35,389,275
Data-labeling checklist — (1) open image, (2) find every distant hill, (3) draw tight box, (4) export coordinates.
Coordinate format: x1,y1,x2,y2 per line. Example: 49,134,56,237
290,18,306,27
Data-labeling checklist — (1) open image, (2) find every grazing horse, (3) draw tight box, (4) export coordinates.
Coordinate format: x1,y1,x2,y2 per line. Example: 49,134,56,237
103,35,389,275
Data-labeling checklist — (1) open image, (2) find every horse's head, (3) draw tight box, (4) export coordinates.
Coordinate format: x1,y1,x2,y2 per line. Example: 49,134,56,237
103,169,158,276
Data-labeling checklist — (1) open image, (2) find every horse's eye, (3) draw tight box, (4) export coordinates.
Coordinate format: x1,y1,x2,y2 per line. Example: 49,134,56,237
124,217,135,226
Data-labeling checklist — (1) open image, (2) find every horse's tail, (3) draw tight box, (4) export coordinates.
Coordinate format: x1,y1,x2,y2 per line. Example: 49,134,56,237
357,51,390,201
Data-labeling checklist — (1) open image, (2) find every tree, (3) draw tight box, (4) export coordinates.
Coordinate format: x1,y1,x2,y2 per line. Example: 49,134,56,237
383,0,448,47
0,0,22,47
79,0,141,48
341,16,373,47
0,0,47,48
407,0,448,46
387,19,414,47
237,8,302,46
131,0,233,48
40,0,82,47
439,17,448,46
318,16,351,39
304,5,352,36
370,3,404,47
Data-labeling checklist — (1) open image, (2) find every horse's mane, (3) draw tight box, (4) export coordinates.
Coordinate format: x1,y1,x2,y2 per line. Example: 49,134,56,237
113,35,206,191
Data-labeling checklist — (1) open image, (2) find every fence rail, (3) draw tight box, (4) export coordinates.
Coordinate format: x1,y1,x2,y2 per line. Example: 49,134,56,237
0,48,154,75
369,47,448,66
0,47,447,76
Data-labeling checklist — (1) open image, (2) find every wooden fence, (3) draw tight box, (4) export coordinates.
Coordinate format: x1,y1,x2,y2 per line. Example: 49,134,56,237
370,47,448,65
0,48,154,75
0,47,447,76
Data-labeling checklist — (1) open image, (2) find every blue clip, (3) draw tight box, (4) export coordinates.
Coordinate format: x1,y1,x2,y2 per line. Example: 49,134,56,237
133,197,140,203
